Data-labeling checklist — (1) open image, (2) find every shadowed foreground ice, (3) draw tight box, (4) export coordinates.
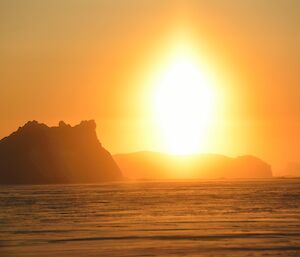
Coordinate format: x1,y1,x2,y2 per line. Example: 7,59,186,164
0,179,299,257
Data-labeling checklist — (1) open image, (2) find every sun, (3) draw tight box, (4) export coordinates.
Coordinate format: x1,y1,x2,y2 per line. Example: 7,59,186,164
153,40,215,155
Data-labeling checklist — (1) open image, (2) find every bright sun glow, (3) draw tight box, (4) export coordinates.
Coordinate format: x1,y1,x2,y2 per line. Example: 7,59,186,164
154,40,215,155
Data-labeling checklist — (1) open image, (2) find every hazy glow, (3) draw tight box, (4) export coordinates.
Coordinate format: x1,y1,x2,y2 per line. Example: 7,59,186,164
154,40,215,154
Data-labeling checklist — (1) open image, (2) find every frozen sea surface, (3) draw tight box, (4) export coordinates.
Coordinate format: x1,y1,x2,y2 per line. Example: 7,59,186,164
0,179,299,257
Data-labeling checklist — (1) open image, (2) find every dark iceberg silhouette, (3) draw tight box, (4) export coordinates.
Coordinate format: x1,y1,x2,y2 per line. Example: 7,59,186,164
114,151,272,179
0,120,123,184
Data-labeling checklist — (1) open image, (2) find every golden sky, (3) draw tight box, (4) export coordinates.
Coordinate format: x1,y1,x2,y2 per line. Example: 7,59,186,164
0,0,299,172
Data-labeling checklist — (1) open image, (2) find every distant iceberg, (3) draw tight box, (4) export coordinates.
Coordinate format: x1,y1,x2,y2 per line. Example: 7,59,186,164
114,151,272,179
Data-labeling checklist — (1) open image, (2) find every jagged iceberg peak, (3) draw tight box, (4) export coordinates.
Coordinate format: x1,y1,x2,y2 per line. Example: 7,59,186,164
0,120,123,184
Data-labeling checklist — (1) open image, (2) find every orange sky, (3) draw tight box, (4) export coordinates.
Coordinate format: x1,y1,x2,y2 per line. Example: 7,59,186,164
0,0,299,173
